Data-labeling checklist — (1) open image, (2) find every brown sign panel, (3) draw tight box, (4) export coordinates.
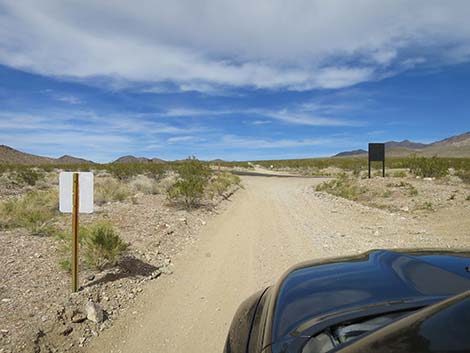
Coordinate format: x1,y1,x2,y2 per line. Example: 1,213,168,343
368,143,385,178
369,143,385,162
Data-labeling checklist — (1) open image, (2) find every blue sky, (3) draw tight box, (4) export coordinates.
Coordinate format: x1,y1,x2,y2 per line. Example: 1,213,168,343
0,1,469,162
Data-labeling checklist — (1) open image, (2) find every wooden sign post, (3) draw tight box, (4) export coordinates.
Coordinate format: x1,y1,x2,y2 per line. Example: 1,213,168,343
71,173,79,292
59,172,94,292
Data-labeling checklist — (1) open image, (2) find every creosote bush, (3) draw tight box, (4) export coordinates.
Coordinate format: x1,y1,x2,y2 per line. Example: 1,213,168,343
207,172,241,199
168,157,211,208
0,190,59,236
409,156,449,178
316,174,367,200
106,163,166,181
13,168,45,186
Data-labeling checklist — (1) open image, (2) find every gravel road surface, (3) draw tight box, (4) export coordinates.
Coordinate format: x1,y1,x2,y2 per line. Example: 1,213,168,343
86,175,469,353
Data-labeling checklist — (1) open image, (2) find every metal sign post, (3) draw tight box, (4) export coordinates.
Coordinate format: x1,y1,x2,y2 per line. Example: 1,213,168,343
368,143,385,178
59,172,94,292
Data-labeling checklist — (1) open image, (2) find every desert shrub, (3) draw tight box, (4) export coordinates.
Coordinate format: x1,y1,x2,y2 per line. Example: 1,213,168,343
352,165,364,177
382,190,392,198
372,170,385,177
409,156,449,178
82,222,128,270
456,169,470,184
13,168,45,186
168,157,211,208
0,174,12,187
417,201,434,211
466,195,470,201
58,222,127,271
0,164,9,175
392,170,407,178
386,180,418,196
106,164,141,180
408,186,419,196
95,178,131,205
218,156,468,175
106,163,166,181
316,174,366,200
130,175,159,195
145,164,167,179
207,172,241,199
58,258,72,272
0,190,59,235
153,174,177,194
387,181,411,188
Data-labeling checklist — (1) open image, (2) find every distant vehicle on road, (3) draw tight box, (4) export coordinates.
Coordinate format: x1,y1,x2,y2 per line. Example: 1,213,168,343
224,250,470,353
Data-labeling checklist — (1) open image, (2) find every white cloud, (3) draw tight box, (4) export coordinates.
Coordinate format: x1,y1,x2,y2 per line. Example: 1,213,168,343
0,110,201,135
247,120,272,125
264,110,362,127
159,103,363,126
54,94,82,105
0,110,210,161
371,50,397,65
167,136,195,143
218,135,345,149
1,1,470,91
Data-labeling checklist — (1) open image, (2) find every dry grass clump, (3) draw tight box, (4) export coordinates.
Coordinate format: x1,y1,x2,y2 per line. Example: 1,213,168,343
95,178,131,205
82,222,128,270
456,169,470,184
0,190,60,236
386,181,418,196
129,175,160,195
58,222,128,271
154,173,177,194
391,170,408,178
316,174,367,200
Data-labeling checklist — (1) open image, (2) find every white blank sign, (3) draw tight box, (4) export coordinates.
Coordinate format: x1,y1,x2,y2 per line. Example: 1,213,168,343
59,172,94,213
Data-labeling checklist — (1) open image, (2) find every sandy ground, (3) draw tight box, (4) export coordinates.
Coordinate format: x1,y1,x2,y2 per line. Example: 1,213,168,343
85,175,470,353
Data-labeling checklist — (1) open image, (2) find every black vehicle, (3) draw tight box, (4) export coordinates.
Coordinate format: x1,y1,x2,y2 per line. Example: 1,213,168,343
224,249,470,353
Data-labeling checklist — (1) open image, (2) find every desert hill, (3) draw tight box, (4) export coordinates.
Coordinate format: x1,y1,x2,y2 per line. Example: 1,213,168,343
334,132,470,158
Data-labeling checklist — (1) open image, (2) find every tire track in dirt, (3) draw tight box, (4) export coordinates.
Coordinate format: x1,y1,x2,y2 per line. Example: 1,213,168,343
86,175,469,353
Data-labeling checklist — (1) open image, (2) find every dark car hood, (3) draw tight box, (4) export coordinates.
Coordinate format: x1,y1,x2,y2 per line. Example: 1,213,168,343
270,250,470,344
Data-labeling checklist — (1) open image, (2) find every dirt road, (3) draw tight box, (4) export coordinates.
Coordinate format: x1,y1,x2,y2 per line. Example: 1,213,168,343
87,175,464,353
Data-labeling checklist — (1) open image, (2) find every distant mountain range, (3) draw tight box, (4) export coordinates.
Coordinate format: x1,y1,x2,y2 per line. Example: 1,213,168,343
0,145,93,164
0,145,167,165
113,155,165,164
1,131,469,164
333,132,470,158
